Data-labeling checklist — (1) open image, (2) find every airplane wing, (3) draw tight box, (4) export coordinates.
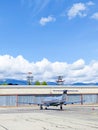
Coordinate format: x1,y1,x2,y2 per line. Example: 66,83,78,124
63,100,84,105
18,102,42,105
18,101,61,106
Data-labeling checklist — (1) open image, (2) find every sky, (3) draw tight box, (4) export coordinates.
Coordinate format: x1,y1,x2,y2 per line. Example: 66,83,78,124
0,0,98,83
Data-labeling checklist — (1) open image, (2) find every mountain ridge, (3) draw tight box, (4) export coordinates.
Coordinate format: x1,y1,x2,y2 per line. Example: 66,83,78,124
0,79,98,85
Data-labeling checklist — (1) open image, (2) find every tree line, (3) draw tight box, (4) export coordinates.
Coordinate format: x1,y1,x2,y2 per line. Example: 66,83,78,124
0,81,47,85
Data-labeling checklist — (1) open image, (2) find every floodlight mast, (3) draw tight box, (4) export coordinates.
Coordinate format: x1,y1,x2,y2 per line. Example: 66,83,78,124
56,76,65,85
27,72,33,85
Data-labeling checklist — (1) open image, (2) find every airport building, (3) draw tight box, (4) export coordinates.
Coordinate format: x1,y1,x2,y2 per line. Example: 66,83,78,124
0,85,98,106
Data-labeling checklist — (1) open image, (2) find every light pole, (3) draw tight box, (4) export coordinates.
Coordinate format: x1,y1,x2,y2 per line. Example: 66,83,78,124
56,76,65,85
27,72,33,85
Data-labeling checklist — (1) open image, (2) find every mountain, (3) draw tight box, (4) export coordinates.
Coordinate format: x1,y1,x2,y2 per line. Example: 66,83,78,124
47,82,57,85
0,79,57,85
72,82,98,86
0,79,27,85
0,79,98,86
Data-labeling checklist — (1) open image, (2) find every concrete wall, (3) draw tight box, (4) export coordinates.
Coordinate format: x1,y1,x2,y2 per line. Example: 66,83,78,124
0,85,98,95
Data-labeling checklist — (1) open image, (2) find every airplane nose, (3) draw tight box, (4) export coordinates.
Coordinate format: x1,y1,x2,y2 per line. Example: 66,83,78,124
63,90,67,94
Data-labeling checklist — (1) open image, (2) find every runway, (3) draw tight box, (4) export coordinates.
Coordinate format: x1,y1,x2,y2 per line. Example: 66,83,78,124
0,105,98,130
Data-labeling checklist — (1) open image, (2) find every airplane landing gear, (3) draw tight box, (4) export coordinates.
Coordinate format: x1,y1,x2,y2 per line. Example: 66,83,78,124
45,107,47,110
40,105,43,110
60,104,62,110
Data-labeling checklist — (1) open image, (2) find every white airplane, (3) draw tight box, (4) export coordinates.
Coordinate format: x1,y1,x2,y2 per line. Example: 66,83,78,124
19,90,82,110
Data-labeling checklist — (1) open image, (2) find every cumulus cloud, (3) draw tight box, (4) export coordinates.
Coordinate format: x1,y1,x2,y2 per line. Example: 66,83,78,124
86,1,94,6
67,1,94,19
71,59,85,70
67,3,87,19
91,12,98,20
39,16,56,26
0,55,98,83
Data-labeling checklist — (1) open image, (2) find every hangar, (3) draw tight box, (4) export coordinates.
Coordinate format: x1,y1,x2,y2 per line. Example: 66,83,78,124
0,85,98,106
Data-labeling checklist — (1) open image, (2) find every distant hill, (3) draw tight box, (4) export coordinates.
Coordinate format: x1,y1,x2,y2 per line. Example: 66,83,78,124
47,82,57,85
0,79,27,85
0,79,98,86
0,79,57,85
72,82,98,86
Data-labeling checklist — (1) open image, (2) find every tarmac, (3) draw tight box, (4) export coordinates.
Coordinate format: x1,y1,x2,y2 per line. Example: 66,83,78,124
0,105,98,130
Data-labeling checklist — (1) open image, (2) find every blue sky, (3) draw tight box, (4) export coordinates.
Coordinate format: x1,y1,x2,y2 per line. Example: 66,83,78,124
0,0,98,82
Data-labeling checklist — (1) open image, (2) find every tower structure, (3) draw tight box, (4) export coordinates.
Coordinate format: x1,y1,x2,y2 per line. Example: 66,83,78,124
56,76,65,85
27,72,33,85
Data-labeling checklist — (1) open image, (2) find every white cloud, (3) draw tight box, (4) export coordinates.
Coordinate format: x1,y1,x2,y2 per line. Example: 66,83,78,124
86,1,95,6
67,3,87,19
71,59,85,70
91,12,98,20
39,16,56,26
0,55,98,83
67,1,94,19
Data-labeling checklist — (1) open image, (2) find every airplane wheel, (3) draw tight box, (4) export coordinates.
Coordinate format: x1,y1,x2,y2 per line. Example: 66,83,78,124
60,105,62,110
40,105,43,110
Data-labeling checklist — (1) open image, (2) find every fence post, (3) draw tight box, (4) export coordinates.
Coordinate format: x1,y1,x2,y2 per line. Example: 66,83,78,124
16,95,18,107
81,94,83,105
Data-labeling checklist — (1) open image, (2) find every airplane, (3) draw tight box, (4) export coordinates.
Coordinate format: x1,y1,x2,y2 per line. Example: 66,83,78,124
19,90,82,110
39,90,67,110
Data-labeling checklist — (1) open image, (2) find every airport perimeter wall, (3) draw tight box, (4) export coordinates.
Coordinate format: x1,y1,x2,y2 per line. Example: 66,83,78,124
0,85,98,106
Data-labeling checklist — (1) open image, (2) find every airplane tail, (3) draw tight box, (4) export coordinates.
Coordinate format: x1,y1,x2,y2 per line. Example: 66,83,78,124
62,90,67,101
